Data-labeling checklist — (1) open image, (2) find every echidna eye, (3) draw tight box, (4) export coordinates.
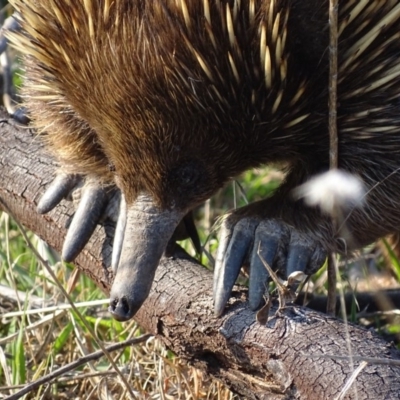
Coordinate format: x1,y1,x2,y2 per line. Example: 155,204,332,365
180,165,197,184
169,160,203,189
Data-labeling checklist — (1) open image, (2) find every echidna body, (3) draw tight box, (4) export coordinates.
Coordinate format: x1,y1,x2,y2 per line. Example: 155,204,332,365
8,0,400,320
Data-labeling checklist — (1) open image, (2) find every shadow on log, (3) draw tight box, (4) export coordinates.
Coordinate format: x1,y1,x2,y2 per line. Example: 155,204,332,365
1,108,400,399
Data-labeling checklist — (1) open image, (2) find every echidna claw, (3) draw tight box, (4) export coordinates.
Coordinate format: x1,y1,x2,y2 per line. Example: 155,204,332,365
111,194,127,273
213,218,258,317
62,181,108,262
37,174,80,214
248,220,290,311
213,214,327,317
11,107,30,125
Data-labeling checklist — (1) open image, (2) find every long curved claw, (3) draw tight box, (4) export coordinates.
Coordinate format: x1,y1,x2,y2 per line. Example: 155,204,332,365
111,194,127,273
213,220,233,299
168,211,201,255
183,212,202,255
11,107,30,125
62,182,107,262
286,231,314,277
248,220,290,310
37,174,80,214
213,218,258,317
286,245,311,277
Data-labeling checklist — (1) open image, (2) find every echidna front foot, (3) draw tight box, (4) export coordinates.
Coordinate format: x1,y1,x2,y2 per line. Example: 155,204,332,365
38,174,119,262
213,208,327,317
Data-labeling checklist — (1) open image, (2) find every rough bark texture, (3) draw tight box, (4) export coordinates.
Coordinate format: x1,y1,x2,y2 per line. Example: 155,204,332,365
1,108,400,399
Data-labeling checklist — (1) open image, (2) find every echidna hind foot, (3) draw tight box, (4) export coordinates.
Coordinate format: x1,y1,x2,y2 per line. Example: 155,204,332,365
213,185,329,316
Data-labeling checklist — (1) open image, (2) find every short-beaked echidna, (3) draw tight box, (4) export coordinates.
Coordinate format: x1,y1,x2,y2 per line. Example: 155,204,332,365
7,0,400,320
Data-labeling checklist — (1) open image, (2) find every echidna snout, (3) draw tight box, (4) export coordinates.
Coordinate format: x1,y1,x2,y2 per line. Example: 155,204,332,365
109,194,184,321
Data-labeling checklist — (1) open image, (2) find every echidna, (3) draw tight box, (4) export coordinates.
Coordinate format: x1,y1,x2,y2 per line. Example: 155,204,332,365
7,0,400,320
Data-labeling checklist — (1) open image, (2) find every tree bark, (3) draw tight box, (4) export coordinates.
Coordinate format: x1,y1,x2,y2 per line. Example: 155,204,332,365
1,108,400,399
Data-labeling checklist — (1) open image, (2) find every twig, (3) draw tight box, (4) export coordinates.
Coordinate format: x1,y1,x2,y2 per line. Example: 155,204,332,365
2,335,152,400
1,298,110,318
326,253,337,315
328,0,338,168
306,354,400,367
327,0,339,318
256,243,298,324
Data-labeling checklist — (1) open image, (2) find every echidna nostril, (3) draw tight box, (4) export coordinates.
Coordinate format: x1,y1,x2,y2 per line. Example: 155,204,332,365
109,296,132,322
119,297,130,315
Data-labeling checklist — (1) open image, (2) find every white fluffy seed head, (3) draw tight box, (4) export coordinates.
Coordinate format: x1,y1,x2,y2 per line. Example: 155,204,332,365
293,169,365,215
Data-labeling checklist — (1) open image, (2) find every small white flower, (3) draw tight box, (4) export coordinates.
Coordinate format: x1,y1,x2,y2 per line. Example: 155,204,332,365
293,169,365,215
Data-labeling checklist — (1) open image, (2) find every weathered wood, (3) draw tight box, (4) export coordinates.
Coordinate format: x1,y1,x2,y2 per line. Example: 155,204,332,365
1,108,400,399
